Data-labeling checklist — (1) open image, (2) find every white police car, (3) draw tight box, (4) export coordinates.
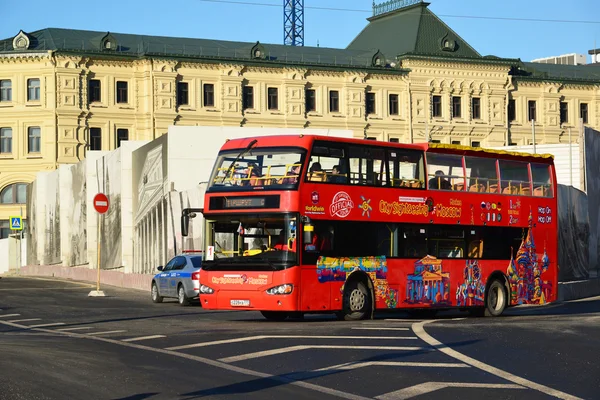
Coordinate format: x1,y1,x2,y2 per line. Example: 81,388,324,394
151,253,202,306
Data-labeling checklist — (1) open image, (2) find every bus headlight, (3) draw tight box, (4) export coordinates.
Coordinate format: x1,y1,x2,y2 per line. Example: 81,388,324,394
266,284,293,295
200,285,215,294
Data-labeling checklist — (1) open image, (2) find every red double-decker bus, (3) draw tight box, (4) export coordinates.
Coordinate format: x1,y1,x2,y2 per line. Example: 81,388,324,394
193,135,557,320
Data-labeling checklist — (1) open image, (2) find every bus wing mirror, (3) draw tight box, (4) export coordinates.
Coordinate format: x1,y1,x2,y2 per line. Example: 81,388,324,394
182,214,190,237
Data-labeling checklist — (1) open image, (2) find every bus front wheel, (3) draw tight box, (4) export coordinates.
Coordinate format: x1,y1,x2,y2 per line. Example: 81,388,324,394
484,279,507,317
261,311,289,321
339,279,372,321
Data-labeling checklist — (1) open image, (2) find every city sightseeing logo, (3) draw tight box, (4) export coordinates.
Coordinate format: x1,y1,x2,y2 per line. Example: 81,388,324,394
358,196,372,218
330,191,354,218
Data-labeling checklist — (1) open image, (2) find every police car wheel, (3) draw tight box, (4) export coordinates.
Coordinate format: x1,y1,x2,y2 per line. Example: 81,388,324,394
151,282,163,303
178,285,190,306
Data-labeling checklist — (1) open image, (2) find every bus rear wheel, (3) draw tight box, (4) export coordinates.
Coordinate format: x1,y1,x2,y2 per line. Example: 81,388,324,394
339,279,372,321
260,311,289,321
484,279,507,317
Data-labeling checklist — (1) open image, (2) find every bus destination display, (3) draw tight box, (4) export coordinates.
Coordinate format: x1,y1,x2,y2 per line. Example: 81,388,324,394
225,197,266,209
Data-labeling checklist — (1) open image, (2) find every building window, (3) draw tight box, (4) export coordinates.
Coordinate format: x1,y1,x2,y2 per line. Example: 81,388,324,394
329,90,339,113
389,94,399,115
366,92,376,115
560,102,568,124
472,97,481,119
389,138,399,143
471,141,481,148
116,128,129,148
90,128,101,151
203,83,214,107
528,100,537,122
451,140,461,145
0,128,12,154
452,96,462,118
27,78,40,101
0,80,11,102
305,89,316,112
116,81,128,104
430,140,441,144
177,82,189,106
242,86,254,110
0,220,9,239
88,79,101,103
432,95,442,117
267,87,278,110
508,99,516,122
580,103,588,124
0,183,28,204
27,127,40,153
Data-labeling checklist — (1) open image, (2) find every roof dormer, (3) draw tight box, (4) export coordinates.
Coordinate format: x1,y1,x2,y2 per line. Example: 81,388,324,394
12,30,31,50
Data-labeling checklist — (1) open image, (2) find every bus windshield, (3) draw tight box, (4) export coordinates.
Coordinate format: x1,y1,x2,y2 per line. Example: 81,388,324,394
203,214,298,271
208,147,306,191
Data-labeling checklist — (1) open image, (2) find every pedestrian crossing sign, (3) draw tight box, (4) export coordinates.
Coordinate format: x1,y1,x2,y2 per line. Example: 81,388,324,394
9,216,22,231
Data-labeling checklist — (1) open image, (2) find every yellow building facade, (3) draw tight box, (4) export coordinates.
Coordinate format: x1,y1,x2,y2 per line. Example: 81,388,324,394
0,1,599,236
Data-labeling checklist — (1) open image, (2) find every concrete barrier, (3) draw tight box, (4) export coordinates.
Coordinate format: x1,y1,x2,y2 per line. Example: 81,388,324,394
16,264,153,292
558,279,600,302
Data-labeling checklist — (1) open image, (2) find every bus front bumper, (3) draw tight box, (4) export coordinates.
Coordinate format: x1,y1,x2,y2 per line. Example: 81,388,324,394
200,290,298,311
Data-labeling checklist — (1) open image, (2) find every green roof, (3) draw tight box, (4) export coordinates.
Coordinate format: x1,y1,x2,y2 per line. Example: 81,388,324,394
0,28,400,71
347,1,481,60
519,62,600,83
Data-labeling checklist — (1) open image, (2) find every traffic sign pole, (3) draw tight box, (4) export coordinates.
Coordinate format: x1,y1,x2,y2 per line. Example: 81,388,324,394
89,193,109,297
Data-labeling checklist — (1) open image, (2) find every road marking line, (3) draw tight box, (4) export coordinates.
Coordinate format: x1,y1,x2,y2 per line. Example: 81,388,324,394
166,335,416,351
375,382,524,400
0,314,20,318
122,335,166,342
351,327,410,331
384,319,421,322
27,323,65,328
87,330,127,336
0,320,372,400
316,361,470,372
220,345,430,363
7,318,42,323
413,321,583,400
55,327,94,331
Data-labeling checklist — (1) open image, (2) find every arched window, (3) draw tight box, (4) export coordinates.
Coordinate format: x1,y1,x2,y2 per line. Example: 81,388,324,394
0,183,28,204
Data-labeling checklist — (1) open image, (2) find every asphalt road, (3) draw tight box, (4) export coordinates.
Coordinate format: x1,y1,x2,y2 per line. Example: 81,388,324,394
0,276,598,400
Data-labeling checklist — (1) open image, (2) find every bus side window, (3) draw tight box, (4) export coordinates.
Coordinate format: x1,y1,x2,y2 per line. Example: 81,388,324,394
348,145,386,186
465,156,499,193
387,149,425,188
531,162,553,197
307,142,347,184
499,160,531,196
399,225,428,258
426,153,464,191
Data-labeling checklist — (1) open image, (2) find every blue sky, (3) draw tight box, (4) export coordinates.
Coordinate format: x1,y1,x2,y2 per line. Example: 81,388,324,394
1,0,599,62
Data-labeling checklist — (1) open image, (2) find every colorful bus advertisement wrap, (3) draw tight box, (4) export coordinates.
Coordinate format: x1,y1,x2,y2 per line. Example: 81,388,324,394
317,256,398,309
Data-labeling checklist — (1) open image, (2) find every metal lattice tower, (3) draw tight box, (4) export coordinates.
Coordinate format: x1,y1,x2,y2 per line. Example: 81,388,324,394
284,0,304,46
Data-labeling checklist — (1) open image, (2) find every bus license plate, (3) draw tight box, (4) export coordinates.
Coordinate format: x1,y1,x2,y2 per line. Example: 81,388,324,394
230,299,250,307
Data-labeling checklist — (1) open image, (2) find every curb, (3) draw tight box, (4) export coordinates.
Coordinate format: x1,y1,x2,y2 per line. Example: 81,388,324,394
558,279,600,302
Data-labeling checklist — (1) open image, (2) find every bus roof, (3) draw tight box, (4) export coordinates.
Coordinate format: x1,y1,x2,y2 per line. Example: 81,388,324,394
427,143,554,162
218,135,553,163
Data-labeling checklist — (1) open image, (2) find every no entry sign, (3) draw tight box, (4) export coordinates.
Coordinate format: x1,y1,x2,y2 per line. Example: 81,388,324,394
93,193,109,214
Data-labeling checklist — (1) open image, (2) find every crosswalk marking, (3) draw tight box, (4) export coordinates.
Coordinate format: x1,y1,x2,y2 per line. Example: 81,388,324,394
166,335,416,351
219,345,430,363
87,330,127,336
55,327,94,331
375,382,524,400
27,323,65,328
7,318,41,323
315,361,470,372
351,327,410,331
0,314,20,318
122,335,166,342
